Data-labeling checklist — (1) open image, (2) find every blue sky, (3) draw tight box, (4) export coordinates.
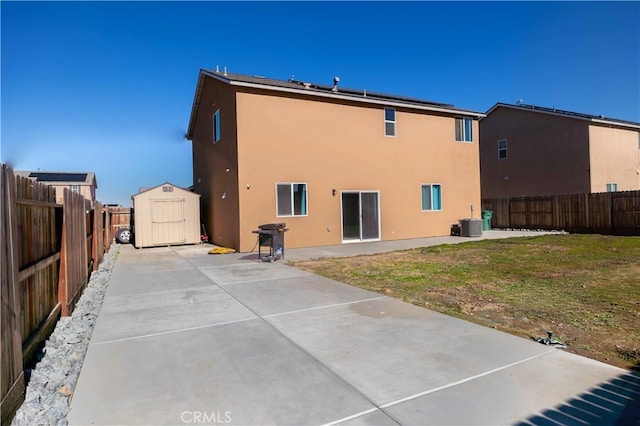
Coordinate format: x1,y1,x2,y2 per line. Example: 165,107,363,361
2,1,639,206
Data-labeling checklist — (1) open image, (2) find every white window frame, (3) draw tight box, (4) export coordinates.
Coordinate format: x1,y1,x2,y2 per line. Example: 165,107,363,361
498,139,508,159
275,182,308,217
71,185,79,193
421,183,443,212
213,109,221,143
455,117,473,142
606,183,617,192
384,108,396,137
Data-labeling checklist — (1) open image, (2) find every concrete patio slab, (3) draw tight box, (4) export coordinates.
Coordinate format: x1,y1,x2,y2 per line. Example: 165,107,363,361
69,320,376,425
222,274,384,317
265,297,554,406
91,285,256,343
68,233,637,425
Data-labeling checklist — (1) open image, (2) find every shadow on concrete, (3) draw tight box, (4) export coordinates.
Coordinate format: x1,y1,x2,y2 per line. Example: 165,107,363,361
517,366,640,426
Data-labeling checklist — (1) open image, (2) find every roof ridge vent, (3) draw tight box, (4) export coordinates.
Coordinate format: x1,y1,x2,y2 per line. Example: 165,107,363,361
223,66,227,76
303,82,311,89
332,76,340,92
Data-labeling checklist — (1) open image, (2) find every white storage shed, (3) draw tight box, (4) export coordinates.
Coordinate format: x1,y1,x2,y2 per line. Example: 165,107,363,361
132,183,201,248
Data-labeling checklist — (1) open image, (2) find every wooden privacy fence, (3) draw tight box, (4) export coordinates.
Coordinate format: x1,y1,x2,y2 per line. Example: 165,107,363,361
109,206,131,238
482,190,640,235
1,164,111,425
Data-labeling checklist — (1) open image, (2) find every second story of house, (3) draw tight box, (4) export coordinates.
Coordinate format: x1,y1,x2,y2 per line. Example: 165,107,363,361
479,103,640,198
186,69,486,250
15,171,98,206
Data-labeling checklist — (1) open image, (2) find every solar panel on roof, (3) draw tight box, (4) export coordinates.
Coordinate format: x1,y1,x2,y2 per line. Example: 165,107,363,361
29,172,88,182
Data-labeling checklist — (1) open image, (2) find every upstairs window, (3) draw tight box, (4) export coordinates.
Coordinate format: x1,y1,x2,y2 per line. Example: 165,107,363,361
421,184,442,211
384,108,396,137
213,110,221,143
498,139,508,159
455,117,473,142
276,183,308,217
71,185,79,193
606,183,617,192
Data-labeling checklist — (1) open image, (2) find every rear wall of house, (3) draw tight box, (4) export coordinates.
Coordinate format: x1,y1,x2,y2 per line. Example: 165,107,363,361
235,90,480,252
588,125,640,192
191,77,240,249
480,108,591,198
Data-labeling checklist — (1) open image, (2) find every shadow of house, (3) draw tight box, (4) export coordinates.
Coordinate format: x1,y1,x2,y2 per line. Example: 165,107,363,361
517,367,640,425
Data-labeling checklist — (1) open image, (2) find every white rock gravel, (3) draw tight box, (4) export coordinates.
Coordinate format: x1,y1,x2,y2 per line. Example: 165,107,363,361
11,245,120,426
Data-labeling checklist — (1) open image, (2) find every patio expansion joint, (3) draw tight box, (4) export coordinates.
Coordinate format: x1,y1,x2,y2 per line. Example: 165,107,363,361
262,296,388,319
91,316,259,345
379,348,558,409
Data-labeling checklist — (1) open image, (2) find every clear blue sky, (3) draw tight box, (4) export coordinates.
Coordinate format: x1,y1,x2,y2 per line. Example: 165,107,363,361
2,1,639,206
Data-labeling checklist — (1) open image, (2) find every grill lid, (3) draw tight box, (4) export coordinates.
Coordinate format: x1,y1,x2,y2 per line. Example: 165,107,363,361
258,223,286,230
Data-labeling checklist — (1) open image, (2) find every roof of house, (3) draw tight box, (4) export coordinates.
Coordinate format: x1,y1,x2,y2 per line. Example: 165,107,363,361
485,103,640,130
16,171,98,188
187,69,485,139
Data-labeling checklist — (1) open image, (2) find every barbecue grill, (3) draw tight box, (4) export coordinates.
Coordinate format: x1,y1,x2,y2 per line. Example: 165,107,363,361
252,223,288,262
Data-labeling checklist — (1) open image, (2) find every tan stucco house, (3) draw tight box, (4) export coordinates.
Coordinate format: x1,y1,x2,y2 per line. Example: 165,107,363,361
479,103,640,198
16,171,98,206
186,69,484,252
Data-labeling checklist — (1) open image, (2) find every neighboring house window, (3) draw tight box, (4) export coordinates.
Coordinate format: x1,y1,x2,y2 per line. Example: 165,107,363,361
498,139,508,159
455,117,473,142
606,183,617,192
384,108,396,137
213,110,221,143
421,184,442,211
276,183,308,216
71,185,79,193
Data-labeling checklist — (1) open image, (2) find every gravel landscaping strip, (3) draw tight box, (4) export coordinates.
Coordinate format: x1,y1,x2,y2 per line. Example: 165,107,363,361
11,245,120,426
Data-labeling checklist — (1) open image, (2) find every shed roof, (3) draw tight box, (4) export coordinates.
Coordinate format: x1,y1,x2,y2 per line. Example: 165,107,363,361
132,182,200,199
485,103,640,130
186,69,485,139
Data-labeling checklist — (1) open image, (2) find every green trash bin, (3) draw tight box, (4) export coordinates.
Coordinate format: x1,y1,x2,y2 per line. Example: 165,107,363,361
481,210,493,231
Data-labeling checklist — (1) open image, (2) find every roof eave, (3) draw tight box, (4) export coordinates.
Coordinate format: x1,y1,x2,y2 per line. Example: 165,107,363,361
227,79,484,118
486,103,640,130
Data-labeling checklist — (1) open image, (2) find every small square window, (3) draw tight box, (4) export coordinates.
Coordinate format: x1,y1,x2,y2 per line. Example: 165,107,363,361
421,184,442,211
606,183,617,192
162,186,174,192
455,117,473,142
384,108,396,137
498,139,507,159
276,183,308,216
71,185,79,193
213,110,221,143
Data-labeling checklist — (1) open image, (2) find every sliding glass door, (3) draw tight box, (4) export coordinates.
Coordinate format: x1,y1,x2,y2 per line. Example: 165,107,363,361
341,191,380,242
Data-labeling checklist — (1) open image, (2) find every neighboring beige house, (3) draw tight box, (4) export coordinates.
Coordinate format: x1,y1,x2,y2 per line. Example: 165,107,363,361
186,69,484,252
480,103,640,198
16,171,97,206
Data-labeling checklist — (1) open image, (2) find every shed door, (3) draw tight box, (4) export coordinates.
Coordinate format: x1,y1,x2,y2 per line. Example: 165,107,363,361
151,199,185,245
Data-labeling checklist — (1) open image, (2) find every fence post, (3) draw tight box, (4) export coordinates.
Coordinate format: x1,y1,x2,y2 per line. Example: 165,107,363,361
1,165,25,425
58,191,69,316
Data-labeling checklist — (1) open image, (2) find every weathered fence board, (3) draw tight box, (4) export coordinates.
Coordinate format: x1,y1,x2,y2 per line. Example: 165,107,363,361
58,189,89,316
482,190,640,235
1,166,25,426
